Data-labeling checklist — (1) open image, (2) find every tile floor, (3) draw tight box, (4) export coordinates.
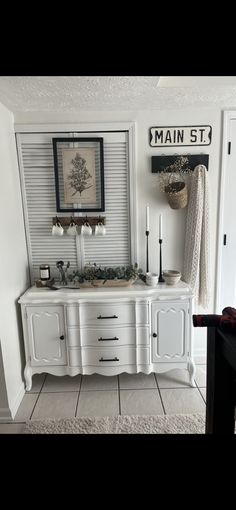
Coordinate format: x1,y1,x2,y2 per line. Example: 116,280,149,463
0,363,207,433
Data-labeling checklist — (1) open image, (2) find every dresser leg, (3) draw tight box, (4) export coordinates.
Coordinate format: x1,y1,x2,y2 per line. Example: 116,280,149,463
188,359,196,387
24,364,32,391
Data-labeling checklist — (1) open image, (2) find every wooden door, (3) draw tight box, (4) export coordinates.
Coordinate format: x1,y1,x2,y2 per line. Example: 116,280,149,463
218,116,236,311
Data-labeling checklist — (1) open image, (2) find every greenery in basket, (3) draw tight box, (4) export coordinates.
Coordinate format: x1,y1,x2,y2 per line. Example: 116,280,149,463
67,263,144,284
158,156,191,194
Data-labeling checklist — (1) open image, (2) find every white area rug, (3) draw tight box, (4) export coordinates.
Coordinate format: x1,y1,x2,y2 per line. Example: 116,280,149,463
25,413,205,434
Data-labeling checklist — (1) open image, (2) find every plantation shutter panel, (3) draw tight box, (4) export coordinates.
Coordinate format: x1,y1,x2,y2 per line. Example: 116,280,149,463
83,135,130,266
16,131,130,284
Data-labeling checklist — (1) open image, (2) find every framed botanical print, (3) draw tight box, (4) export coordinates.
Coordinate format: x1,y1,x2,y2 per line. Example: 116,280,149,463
52,137,105,212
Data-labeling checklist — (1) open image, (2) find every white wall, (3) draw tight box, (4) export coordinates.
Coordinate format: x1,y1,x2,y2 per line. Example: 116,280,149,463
15,107,223,358
134,108,221,358
0,102,29,419
0,340,10,418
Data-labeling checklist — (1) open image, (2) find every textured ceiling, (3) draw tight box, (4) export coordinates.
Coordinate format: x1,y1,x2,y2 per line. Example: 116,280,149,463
0,76,236,112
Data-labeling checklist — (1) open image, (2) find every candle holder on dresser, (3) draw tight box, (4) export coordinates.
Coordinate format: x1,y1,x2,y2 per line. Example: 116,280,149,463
158,239,165,283
145,205,150,273
158,213,164,282
146,230,149,273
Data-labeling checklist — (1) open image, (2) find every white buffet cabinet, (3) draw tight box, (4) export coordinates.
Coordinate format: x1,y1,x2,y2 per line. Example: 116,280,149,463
18,281,195,390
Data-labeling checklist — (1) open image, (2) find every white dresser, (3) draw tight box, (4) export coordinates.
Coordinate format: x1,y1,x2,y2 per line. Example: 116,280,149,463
18,281,195,390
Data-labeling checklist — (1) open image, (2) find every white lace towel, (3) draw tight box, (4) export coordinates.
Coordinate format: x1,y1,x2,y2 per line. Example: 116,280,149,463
182,164,210,308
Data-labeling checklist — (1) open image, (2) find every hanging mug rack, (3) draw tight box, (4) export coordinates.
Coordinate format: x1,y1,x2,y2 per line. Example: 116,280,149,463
52,215,106,227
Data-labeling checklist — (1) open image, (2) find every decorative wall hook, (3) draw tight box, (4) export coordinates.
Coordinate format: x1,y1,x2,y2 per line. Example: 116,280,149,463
67,217,78,236
84,215,90,226
151,154,209,173
95,216,106,236
69,216,76,226
54,215,62,226
52,216,106,227
52,216,64,236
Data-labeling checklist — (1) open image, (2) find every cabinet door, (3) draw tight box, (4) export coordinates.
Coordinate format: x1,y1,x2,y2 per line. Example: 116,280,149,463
151,301,189,362
26,306,67,366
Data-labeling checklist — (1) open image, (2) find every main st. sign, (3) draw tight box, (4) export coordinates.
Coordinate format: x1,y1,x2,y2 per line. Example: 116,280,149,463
149,125,212,147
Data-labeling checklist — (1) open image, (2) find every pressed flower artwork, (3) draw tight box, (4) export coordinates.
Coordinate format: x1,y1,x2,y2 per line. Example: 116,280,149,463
53,137,105,212
62,147,96,204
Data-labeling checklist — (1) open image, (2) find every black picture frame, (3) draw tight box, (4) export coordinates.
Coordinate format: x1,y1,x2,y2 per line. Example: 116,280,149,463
52,137,105,212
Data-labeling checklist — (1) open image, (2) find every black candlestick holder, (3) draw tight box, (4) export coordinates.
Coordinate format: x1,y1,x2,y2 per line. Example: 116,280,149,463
158,239,165,282
146,231,149,273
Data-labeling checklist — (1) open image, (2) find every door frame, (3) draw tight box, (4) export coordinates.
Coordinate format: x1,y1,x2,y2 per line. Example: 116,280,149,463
215,110,236,312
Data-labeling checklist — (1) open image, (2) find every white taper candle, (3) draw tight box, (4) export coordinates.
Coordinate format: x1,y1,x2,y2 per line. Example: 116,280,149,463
146,205,149,231
159,214,162,239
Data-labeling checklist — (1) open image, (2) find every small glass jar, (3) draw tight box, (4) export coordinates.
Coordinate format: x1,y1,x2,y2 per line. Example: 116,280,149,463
39,264,50,281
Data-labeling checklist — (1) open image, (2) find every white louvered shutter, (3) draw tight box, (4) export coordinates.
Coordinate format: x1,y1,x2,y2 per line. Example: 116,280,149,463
16,131,131,283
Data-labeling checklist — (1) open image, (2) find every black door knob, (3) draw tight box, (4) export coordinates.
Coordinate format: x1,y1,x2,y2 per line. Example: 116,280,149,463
60,335,64,340
153,333,157,338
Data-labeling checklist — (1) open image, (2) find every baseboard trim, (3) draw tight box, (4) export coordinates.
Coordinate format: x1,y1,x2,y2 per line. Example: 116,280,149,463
0,407,12,422
10,382,25,419
0,382,25,422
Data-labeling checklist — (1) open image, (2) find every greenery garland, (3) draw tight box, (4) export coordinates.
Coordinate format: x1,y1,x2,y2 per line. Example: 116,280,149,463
67,262,144,284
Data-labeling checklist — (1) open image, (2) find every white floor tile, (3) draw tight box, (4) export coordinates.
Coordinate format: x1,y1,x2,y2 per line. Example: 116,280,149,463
119,373,157,390
76,390,119,417
42,374,81,392
26,373,47,393
199,387,206,402
155,369,190,388
14,393,39,422
160,388,206,414
31,392,78,419
194,365,206,387
81,374,118,391
120,389,164,415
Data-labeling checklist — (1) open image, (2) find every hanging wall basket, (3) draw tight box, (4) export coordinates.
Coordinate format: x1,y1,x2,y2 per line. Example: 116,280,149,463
164,181,188,209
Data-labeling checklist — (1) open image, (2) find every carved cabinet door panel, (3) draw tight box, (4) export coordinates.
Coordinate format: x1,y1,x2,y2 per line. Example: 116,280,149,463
151,301,189,363
26,306,67,366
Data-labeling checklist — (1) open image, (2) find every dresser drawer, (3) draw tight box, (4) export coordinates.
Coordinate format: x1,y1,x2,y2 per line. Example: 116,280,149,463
79,347,149,367
84,347,135,366
83,303,135,325
67,326,150,347
68,347,150,367
66,302,148,327
81,327,150,347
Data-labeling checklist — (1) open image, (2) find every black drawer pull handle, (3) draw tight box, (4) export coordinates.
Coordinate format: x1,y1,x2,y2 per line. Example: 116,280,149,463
98,337,119,342
59,335,64,340
99,357,119,362
97,315,118,319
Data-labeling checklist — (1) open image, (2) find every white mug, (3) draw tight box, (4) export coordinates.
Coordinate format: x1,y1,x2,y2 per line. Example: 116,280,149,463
81,223,92,236
52,224,64,236
67,224,77,236
146,272,158,286
95,223,106,236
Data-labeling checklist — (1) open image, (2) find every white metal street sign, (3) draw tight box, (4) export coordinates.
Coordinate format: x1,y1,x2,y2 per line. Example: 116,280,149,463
149,125,212,147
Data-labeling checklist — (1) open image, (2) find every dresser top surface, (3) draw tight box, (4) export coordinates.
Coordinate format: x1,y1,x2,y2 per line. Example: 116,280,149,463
19,280,193,304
